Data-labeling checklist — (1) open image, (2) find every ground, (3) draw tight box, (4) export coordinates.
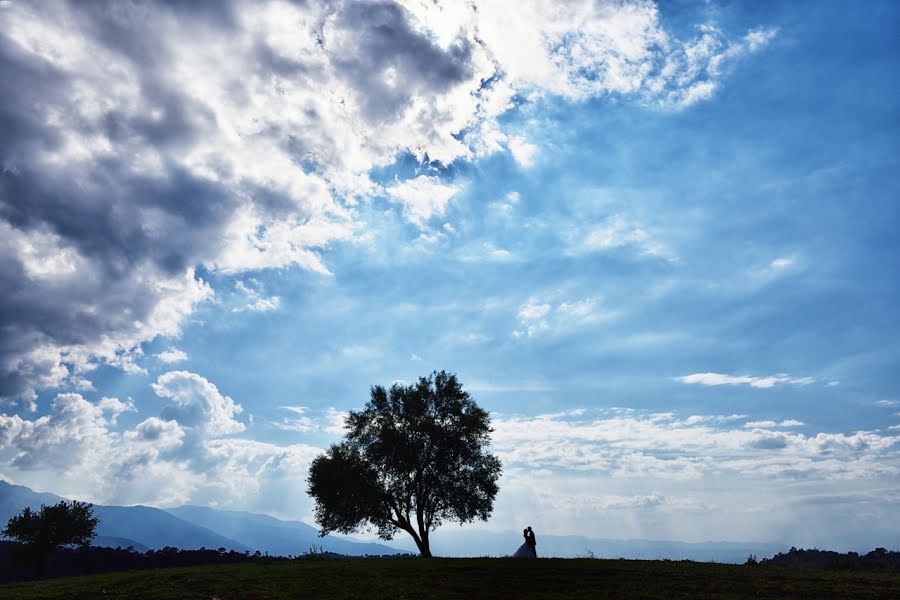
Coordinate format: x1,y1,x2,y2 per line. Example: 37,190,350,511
1,557,898,599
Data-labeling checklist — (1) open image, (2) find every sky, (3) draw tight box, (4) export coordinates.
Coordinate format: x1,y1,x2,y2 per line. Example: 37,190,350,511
1,0,898,552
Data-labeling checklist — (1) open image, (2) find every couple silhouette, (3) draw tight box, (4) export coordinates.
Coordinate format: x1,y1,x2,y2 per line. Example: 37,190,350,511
512,526,537,558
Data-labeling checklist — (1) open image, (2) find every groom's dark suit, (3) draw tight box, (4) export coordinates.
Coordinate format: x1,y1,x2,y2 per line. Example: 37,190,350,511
526,528,537,556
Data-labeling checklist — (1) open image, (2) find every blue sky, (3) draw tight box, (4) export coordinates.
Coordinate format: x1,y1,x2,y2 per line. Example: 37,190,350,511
1,0,898,550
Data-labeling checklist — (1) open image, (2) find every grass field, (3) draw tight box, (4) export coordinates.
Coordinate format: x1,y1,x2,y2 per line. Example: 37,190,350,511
1,557,898,599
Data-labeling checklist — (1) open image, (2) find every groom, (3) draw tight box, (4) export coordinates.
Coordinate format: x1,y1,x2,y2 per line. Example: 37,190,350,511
526,526,537,557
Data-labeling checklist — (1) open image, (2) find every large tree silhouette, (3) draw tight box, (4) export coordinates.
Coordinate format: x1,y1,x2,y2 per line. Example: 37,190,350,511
3,500,98,577
307,371,501,557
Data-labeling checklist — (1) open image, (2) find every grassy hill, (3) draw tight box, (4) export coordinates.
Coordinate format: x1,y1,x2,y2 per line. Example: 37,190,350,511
1,557,898,599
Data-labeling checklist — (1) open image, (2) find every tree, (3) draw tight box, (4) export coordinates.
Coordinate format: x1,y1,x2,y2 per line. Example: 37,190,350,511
2,500,99,576
307,371,501,557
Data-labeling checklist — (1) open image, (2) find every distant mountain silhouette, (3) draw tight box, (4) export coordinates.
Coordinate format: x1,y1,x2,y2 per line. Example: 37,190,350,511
92,505,248,552
0,481,245,551
0,479,63,516
166,505,400,556
92,536,148,552
0,482,397,556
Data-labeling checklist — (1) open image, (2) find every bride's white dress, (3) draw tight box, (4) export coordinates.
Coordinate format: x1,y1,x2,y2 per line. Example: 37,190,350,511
512,542,536,558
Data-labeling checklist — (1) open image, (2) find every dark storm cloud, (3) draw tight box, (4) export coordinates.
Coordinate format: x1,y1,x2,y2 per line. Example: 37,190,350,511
330,1,476,121
74,0,238,62
0,35,67,154
0,1,237,400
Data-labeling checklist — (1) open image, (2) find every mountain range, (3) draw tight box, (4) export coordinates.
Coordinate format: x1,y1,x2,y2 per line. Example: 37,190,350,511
0,481,397,556
1,481,783,562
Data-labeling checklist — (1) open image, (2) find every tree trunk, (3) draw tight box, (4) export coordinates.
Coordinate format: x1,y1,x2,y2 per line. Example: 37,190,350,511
407,525,432,558
35,549,48,579
415,537,432,558
417,526,432,557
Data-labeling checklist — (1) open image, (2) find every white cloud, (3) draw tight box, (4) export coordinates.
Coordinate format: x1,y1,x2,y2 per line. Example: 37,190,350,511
508,136,539,168
514,296,614,337
151,371,245,435
0,381,325,516
98,397,137,425
156,348,189,364
519,302,552,322
232,280,282,313
3,393,115,471
744,419,804,428
273,406,316,433
448,1,775,108
272,406,347,436
770,257,794,270
744,26,779,52
321,408,348,436
578,215,674,261
676,372,816,389
491,409,898,480
7,224,87,280
458,242,518,264
386,176,461,227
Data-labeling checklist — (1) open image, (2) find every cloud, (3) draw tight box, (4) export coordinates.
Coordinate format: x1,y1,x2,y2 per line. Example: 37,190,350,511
744,420,805,428
386,176,461,227
746,430,790,450
0,380,323,514
573,214,675,261
273,406,316,433
676,373,816,389
457,242,518,264
490,409,898,480
321,408,348,436
272,406,347,435
513,296,614,337
744,26,779,51
155,348,189,363
232,280,281,313
98,396,136,425
127,417,186,449
507,136,539,168
770,257,794,270
2,393,116,471
151,371,245,435
1,413,320,516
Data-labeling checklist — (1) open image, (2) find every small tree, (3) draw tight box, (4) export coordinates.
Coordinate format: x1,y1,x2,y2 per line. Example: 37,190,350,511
3,500,98,576
307,371,501,557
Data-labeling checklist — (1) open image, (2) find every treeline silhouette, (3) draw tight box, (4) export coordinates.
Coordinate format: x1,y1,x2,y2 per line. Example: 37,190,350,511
759,547,900,572
0,541,355,583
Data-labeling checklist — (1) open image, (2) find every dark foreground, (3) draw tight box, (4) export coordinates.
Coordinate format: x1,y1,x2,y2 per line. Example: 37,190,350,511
1,557,898,599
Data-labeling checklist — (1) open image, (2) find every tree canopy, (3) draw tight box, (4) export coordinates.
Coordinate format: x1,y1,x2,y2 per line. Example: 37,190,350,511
3,500,98,576
307,370,501,557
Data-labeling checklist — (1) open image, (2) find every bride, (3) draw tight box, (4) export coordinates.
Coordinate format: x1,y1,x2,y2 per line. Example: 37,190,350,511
512,528,537,558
